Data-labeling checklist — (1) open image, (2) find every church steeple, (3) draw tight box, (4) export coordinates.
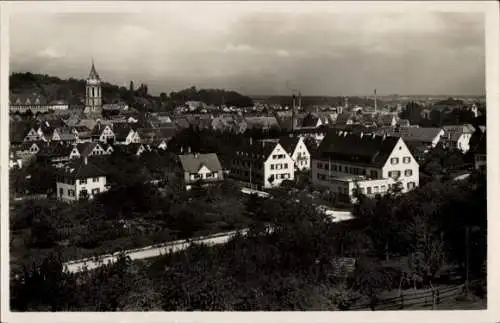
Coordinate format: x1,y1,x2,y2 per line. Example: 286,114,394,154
88,58,100,80
84,58,102,115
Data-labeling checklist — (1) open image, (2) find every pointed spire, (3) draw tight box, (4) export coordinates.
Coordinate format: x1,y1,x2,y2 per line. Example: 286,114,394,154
88,58,100,80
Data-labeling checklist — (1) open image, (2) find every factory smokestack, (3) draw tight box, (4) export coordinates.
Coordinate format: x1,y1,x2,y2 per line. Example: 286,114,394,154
374,89,378,112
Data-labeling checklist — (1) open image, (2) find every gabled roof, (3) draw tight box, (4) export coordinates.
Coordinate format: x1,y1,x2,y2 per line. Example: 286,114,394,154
9,93,48,106
90,123,113,136
178,153,223,173
313,130,401,168
76,142,100,157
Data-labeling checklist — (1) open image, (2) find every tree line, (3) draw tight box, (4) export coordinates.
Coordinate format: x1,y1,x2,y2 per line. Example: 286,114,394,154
11,171,486,311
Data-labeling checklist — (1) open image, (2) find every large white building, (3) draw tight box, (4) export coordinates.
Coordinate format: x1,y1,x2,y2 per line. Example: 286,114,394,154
231,139,295,189
311,131,419,203
56,157,108,202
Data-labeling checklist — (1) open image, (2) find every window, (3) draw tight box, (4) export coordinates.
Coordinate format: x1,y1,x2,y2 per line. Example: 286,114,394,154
405,169,413,177
68,189,75,197
360,188,365,194
344,166,348,172
80,178,87,184
93,177,99,182
272,155,277,159
366,187,372,195
59,188,63,196
373,186,379,193
92,188,100,195
381,185,386,191
284,163,288,169
403,157,411,164
389,171,401,179
370,170,378,178
271,164,275,170
390,157,399,165
407,182,416,190
317,163,323,169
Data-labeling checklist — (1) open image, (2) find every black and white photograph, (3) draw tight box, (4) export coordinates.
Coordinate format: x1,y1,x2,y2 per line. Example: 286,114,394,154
1,0,498,321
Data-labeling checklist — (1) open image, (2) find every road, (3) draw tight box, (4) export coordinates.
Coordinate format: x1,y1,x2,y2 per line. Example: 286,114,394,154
63,206,353,274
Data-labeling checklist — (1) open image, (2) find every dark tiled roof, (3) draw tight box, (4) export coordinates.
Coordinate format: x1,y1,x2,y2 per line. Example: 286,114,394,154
178,153,223,173
278,136,300,155
335,112,353,125
301,113,320,127
112,124,134,140
59,159,106,179
378,114,396,126
313,130,400,168
235,139,278,161
376,127,443,144
76,142,100,158
37,143,73,158
10,121,34,142
443,124,476,141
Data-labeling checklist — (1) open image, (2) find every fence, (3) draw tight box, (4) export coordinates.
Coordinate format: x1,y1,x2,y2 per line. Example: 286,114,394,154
349,283,469,310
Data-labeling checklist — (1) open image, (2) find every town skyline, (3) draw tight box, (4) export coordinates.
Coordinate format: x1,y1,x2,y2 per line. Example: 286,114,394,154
10,3,485,97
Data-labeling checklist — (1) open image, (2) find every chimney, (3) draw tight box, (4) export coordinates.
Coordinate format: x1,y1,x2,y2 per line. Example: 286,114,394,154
250,137,253,145
84,156,88,165
194,153,199,158
374,89,378,112
180,146,184,153
360,132,364,138
188,146,191,153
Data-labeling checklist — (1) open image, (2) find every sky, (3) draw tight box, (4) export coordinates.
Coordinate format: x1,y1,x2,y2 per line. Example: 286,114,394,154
9,2,486,96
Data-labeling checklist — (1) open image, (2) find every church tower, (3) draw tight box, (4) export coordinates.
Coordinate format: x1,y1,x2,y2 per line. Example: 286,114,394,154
84,59,102,115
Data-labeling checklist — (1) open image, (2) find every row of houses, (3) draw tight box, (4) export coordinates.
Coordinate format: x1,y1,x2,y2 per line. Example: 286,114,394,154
52,122,486,204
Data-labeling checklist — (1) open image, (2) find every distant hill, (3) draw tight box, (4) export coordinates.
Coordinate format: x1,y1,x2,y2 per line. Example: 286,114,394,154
168,86,253,108
9,73,254,111
254,95,384,108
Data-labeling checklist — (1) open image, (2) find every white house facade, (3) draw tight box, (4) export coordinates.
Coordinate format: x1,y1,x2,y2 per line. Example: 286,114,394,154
56,158,108,202
311,131,419,203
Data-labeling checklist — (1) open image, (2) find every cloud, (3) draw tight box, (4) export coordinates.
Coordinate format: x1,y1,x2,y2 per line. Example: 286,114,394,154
9,8,485,96
37,47,65,59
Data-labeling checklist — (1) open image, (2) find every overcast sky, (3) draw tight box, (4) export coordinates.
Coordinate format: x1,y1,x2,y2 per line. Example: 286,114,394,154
9,3,485,96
